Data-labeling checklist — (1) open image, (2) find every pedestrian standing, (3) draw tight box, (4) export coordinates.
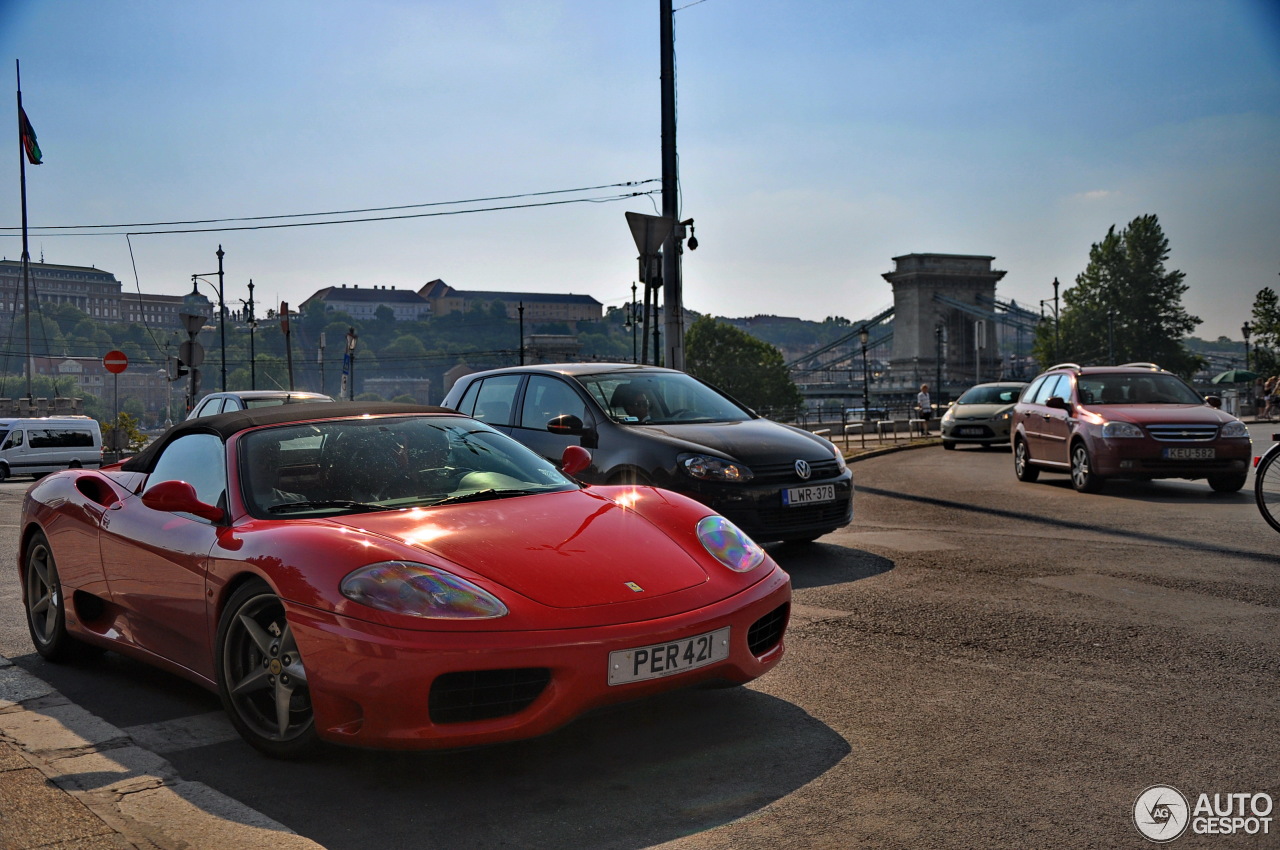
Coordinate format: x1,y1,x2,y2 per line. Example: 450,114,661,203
916,383,932,435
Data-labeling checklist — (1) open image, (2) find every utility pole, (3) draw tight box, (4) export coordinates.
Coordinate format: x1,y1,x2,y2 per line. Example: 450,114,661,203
660,0,684,371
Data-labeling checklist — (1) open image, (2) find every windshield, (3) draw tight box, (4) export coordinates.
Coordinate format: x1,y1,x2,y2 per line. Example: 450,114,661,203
240,416,577,517
1078,373,1203,405
957,386,1022,405
576,371,752,424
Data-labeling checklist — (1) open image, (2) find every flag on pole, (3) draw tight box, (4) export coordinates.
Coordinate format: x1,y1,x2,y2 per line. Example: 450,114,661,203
19,106,41,165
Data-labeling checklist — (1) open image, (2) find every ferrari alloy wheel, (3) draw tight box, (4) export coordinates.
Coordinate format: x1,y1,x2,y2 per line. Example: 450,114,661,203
24,532,75,661
1070,442,1104,493
217,580,317,758
1013,439,1039,482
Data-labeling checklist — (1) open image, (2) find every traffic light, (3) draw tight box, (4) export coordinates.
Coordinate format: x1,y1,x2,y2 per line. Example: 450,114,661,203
170,356,188,380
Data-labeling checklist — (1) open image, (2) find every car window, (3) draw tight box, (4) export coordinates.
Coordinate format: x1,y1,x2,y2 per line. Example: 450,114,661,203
1021,377,1046,403
149,433,227,513
958,386,1022,405
577,372,751,424
3,430,23,450
241,416,577,516
1080,373,1203,405
1031,375,1068,404
520,376,588,430
473,376,521,426
453,379,481,417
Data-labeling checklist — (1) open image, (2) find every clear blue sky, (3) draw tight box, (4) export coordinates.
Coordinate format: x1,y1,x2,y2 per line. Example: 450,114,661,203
1,0,1277,343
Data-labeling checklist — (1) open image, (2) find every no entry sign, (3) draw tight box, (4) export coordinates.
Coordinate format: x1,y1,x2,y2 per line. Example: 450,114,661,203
103,350,128,374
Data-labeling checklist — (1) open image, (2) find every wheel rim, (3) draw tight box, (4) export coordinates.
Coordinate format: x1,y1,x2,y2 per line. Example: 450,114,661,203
222,592,313,744
1015,442,1028,475
1071,446,1090,488
25,541,60,647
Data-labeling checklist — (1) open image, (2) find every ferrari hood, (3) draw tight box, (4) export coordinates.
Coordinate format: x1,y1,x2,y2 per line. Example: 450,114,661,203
326,490,710,608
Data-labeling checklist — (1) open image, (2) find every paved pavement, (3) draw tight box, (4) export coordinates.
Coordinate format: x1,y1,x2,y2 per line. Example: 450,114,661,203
0,429,945,850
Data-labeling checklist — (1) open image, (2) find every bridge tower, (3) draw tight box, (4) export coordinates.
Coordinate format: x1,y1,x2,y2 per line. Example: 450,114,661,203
882,253,1007,393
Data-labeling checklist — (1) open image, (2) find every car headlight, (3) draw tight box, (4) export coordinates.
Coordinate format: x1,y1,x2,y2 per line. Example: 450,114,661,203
1220,421,1249,438
679,453,753,482
696,516,765,573
941,409,955,424
1101,421,1144,438
827,441,848,472
996,410,1013,422
341,561,508,619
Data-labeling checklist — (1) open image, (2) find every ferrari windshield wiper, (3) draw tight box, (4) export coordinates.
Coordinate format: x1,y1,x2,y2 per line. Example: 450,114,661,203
268,500,393,514
430,488,535,506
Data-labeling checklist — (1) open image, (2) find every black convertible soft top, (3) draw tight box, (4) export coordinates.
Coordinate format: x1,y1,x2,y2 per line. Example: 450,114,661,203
121,401,456,473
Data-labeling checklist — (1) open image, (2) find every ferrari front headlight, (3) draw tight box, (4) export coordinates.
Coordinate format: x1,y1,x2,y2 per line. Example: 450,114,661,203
341,561,508,619
696,515,765,573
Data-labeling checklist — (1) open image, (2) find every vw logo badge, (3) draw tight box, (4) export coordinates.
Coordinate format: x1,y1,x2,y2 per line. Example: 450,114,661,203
795,459,812,480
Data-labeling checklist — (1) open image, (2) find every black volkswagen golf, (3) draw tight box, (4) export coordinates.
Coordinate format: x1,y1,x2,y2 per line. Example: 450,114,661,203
442,363,853,543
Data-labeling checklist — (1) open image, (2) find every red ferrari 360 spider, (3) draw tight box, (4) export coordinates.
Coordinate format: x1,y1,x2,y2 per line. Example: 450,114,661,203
19,402,791,757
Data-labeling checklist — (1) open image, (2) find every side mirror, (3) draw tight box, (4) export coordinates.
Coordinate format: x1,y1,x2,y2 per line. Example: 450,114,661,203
561,445,591,477
547,414,587,435
1045,396,1071,411
1204,394,1222,409
141,480,225,522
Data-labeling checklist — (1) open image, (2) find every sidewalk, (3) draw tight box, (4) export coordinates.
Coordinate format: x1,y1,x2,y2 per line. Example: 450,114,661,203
0,655,322,850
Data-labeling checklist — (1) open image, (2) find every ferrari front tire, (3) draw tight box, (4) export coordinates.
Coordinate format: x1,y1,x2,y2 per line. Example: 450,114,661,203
216,579,318,759
23,532,77,662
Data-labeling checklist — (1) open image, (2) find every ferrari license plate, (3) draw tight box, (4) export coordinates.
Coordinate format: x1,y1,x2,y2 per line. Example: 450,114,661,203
1163,447,1215,459
608,627,731,685
782,483,835,506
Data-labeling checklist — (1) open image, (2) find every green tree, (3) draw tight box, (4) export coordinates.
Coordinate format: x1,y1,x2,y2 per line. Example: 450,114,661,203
1034,214,1201,375
1250,287,1280,374
685,315,804,417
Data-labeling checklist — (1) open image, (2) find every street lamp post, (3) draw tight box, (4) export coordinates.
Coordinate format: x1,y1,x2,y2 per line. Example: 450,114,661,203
191,245,226,391
240,278,256,390
1243,321,1253,415
859,325,871,421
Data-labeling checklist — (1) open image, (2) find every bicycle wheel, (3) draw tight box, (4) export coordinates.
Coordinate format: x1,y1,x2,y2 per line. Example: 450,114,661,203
1255,447,1280,533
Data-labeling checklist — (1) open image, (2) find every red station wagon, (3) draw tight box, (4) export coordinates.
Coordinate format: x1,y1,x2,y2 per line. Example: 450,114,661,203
1011,363,1252,493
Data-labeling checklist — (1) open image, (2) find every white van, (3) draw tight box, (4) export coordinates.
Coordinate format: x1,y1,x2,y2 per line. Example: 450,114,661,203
0,417,103,482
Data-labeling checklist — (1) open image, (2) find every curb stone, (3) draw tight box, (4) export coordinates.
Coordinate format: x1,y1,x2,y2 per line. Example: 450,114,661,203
0,655,324,850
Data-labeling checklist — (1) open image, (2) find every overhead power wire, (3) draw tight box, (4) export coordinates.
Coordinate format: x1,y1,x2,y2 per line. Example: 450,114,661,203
1,180,660,234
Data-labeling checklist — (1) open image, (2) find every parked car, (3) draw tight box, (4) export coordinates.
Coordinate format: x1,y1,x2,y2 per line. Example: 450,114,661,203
187,390,333,420
18,402,791,757
1011,362,1251,493
0,416,102,481
443,363,853,543
939,382,1027,450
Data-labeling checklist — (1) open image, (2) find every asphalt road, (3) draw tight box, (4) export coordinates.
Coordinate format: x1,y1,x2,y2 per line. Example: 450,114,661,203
1,430,1277,849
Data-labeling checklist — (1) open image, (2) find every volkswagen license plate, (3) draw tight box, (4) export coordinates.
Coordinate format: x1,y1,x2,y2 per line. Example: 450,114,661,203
782,483,835,506
608,627,731,685
1163,448,1215,459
